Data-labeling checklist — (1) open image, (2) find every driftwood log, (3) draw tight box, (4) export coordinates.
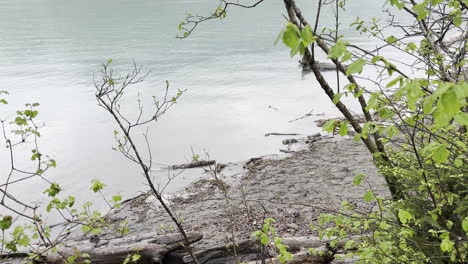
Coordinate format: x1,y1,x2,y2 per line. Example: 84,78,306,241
171,160,216,170
182,239,261,264
44,232,202,264
244,245,334,264
265,133,301,137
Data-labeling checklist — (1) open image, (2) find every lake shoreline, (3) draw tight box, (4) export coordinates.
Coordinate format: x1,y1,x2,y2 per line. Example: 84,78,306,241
1,135,390,263
100,135,389,263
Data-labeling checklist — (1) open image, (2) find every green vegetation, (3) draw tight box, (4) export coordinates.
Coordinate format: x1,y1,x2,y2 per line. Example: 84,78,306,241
1,0,467,263
179,0,468,262
276,0,468,263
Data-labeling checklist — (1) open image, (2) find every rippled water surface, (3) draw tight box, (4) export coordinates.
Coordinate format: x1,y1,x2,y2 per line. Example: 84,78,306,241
0,0,395,206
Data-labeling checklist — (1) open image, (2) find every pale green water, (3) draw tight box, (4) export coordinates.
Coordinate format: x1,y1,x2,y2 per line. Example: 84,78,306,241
0,0,393,206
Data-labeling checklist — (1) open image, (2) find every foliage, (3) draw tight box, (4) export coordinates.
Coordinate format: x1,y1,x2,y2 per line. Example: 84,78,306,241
276,0,468,263
251,218,294,263
0,91,127,262
95,61,200,263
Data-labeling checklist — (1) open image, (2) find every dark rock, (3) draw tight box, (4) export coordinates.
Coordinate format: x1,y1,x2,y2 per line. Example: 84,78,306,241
282,138,298,145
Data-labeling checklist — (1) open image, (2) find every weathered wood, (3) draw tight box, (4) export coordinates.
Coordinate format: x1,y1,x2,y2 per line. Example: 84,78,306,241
0,253,31,264
172,160,216,170
244,245,334,264
282,237,325,253
265,133,301,137
44,232,202,264
243,157,263,168
282,236,353,253
183,239,261,264
307,133,321,139
285,246,335,264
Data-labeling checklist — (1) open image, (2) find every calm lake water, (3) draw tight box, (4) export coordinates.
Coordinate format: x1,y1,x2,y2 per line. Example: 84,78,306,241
0,0,397,210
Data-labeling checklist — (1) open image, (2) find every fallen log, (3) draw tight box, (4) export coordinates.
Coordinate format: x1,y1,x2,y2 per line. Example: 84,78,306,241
265,133,301,137
44,232,202,264
244,157,263,168
0,253,31,264
172,160,216,170
244,245,334,264
285,245,335,264
282,236,325,253
182,239,261,264
282,236,354,253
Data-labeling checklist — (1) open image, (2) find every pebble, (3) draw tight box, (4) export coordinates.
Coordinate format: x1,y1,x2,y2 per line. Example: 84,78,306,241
287,223,299,230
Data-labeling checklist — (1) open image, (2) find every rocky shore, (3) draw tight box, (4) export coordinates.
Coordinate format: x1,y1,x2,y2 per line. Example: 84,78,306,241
101,136,388,263
1,136,389,264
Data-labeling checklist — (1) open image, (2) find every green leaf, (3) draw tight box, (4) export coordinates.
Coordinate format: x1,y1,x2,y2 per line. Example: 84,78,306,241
301,25,315,45
251,230,261,238
82,225,91,233
333,93,343,104
323,120,337,133
112,195,122,202
462,217,468,232
90,179,106,192
385,35,397,44
440,89,460,116
406,79,423,110
328,40,347,59
290,41,305,57
365,96,378,111
412,2,429,20
447,220,453,230
344,83,356,92
338,122,348,136
274,28,285,45
260,233,269,245
388,0,405,9
398,210,413,224
15,117,27,126
18,236,31,247
434,109,451,127
282,23,300,50
346,59,366,76
431,144,450,163
406,42,417,51
24,110,38,118
342,51,352,62
131,254,141,262
440,237,454,252
0,216,12,230
363,190,374,202
353,174,365,186
49,159,57,168
385,125,400,137
454,13,462,27
423,97,435,114
386,76,403,88
44,183,61,197
454,112,468,126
